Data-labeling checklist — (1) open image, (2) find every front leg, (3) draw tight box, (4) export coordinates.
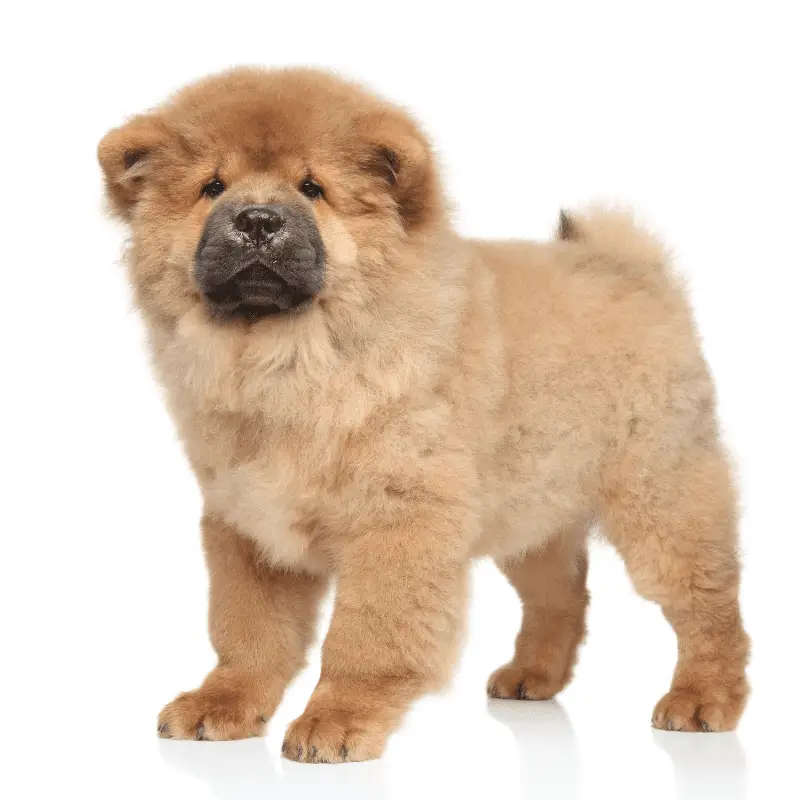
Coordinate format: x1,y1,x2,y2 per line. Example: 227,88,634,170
158,515,328,740
282,506,471,763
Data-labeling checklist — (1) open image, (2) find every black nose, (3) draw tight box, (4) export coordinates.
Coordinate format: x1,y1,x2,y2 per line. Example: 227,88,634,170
234,205,285,242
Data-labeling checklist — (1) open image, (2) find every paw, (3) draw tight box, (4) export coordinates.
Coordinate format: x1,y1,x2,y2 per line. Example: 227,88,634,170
651,686,747,732
487,664,565,701
158,673,275,741
282,708,388,763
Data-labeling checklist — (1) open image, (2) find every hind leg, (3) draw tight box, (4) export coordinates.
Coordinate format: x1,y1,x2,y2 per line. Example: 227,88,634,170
602,449,750,731
488,526,589,700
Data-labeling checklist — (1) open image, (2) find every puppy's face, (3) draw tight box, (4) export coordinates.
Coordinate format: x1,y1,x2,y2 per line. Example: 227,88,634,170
98,68,443,325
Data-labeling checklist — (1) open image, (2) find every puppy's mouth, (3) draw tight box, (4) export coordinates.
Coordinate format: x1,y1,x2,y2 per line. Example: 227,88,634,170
202,263,313,321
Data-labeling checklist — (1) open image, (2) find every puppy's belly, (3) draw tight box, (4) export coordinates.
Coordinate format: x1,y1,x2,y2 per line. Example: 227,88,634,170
475,462,596,560
204,465,325,572
476,498,584,560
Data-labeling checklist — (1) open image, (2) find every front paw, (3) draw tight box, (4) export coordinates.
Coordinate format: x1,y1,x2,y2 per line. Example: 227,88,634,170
282,707,390,763
158,669,278,741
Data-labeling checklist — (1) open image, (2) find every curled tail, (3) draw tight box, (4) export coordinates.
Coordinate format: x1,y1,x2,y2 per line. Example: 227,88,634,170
557,207,677,288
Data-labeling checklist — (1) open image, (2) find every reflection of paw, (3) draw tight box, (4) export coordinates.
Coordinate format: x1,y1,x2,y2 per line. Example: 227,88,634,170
651,686,747,732
282,708,389,763
158,673,276,741
487,665,566,700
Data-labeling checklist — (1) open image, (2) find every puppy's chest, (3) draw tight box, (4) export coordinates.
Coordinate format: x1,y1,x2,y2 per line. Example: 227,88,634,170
189,412,334,572
202,452,328,571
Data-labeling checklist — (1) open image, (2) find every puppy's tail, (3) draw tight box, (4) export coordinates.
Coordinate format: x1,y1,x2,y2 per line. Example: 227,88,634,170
557,207,675,286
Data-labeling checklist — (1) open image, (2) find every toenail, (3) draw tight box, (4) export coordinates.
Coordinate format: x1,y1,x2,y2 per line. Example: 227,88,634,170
667,720,674,731
296,745,303,760
701,720,710,732
196,724,206,741
341,745,348,761
157,722,169,736
281,739,288,753
310,746,317,758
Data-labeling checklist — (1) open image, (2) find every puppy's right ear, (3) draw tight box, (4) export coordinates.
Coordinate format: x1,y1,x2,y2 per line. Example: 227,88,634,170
97,114,166,220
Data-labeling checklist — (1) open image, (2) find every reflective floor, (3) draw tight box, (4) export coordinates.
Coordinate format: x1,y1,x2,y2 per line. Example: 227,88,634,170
151,695,754,800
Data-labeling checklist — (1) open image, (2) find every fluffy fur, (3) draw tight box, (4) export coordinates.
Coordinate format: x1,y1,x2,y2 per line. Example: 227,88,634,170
98,67,749,762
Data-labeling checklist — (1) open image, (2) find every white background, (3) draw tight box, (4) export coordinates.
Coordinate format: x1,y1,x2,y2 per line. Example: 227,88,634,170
2,2,798,798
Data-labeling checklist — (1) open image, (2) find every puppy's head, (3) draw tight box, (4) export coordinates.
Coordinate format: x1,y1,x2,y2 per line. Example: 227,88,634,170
98,68,445,325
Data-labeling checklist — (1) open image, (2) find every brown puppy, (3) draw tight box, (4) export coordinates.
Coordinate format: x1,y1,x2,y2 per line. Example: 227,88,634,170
98,68,749,762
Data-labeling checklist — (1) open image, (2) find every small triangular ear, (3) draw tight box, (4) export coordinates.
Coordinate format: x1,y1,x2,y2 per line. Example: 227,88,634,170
358,110,441,229
97,114,167,219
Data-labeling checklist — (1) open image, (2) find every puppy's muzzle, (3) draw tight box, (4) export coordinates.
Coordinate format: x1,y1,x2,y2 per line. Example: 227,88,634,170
195,201,326,321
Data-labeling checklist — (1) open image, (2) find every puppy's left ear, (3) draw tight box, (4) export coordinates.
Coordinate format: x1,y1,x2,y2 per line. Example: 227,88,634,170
358,110,442,228
97,114,167,220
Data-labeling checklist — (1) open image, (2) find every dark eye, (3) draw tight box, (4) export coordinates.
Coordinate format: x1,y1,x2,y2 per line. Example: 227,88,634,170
201,178,226,199
299,179,323,200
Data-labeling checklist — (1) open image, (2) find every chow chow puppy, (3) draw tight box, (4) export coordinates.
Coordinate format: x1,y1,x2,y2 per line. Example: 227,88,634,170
98,67,749,762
